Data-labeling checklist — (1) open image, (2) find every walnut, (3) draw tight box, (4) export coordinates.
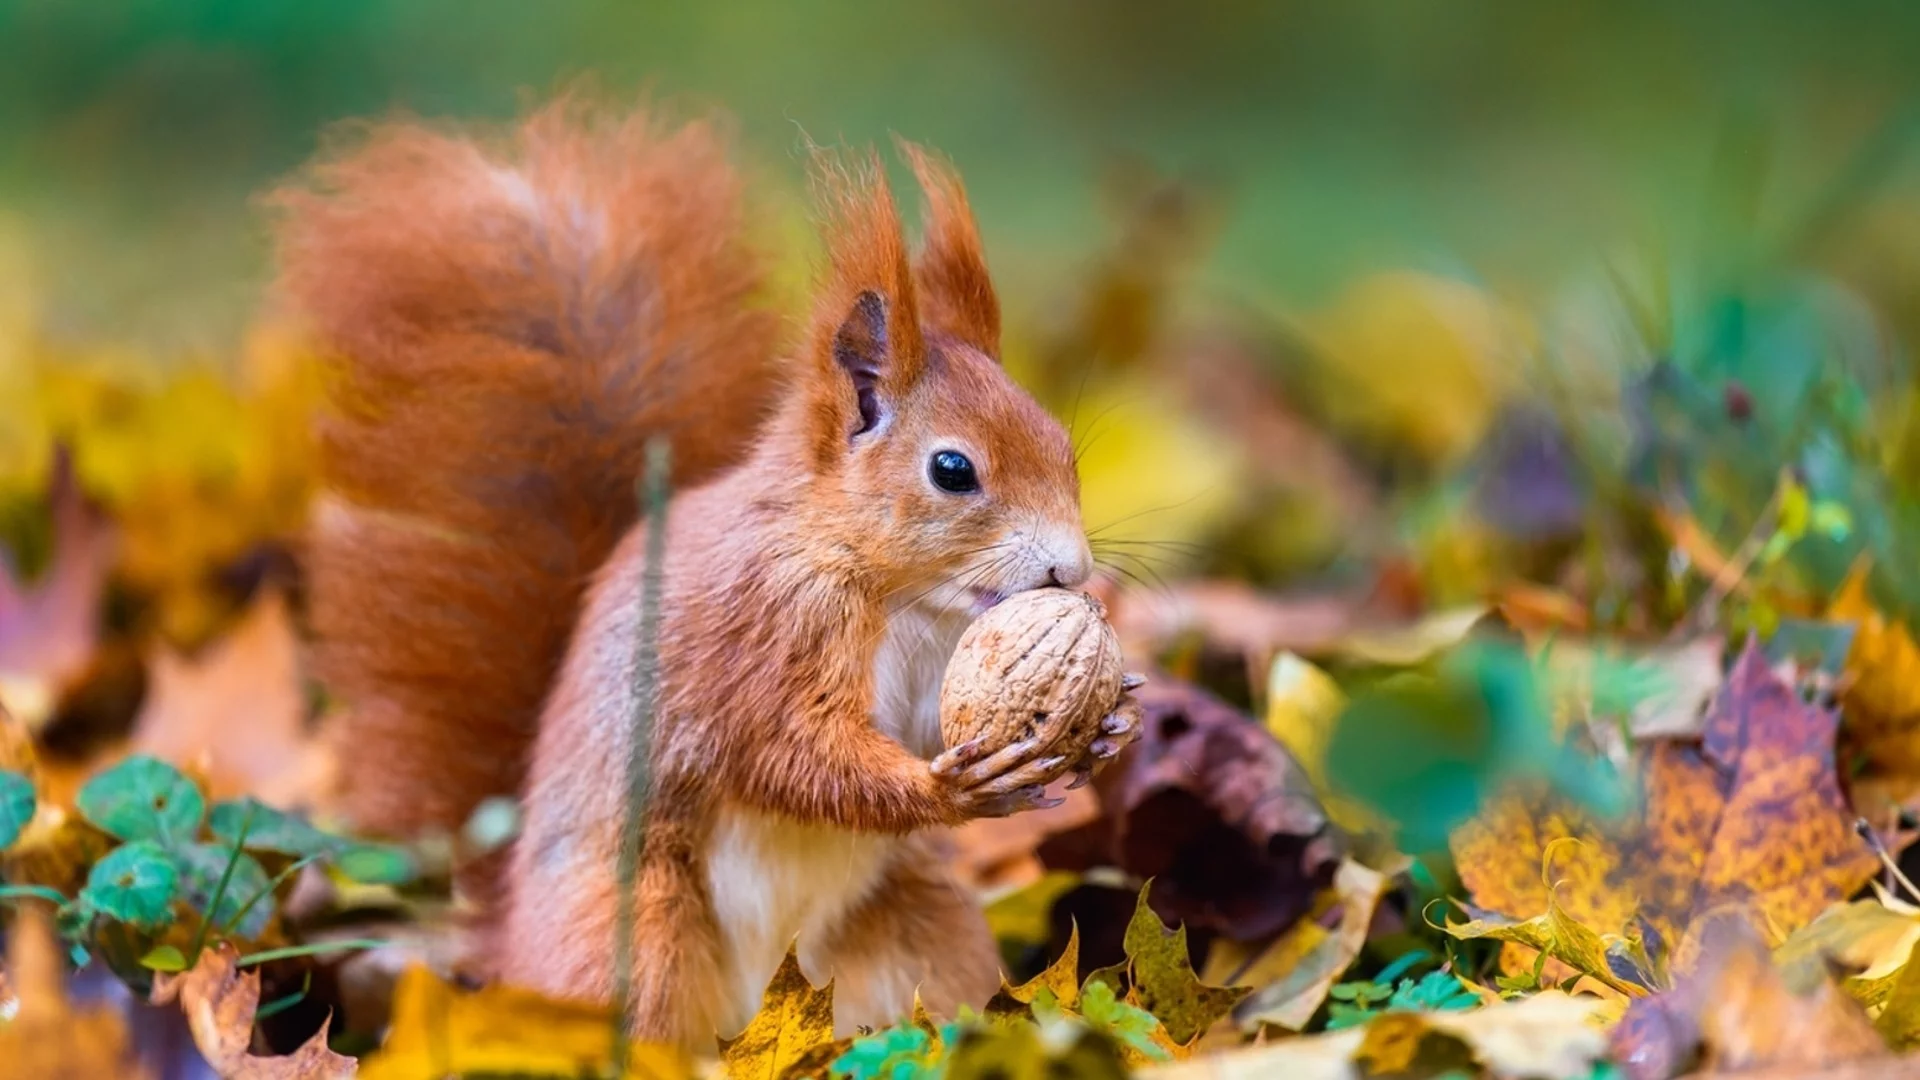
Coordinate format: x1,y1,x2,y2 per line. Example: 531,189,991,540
939,589,1125,773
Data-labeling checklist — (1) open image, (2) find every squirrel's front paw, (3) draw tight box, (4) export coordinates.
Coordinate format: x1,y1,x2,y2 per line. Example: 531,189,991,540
930,735,1069,819
1064,672,1146,790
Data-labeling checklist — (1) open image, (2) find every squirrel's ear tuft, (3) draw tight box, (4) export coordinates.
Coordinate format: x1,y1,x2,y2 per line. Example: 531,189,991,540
805,148,924,445
898,140,1000,359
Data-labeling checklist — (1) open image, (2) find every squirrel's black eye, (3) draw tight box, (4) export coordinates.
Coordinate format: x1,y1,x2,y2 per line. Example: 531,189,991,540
929,450,979,494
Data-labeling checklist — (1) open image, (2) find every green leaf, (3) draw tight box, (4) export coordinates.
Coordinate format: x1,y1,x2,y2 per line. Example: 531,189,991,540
76,755,205,847
831,1022,938,1080
79,841,180,928
1078,979,1171,1063
178,842,274,938
208,797,334,856
140,944,188,972
0,769,34,849
332,841,416,885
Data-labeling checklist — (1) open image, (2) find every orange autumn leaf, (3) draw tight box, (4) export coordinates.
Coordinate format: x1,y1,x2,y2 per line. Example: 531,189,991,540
1452,640,1878,977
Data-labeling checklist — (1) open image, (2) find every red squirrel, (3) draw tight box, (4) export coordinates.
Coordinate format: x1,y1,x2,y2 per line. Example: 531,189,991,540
274,97,1142,1046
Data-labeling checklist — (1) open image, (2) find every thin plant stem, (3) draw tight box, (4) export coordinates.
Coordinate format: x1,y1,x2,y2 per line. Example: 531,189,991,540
235,939,386,967
613,437,672,1074
189,800,256,964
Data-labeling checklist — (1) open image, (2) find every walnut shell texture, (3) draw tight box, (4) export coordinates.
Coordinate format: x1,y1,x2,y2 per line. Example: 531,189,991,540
939,588,1125,770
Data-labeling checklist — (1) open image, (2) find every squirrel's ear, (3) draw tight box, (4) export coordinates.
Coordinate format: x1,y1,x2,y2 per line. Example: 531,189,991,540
899,140,1000,358
831,289,889,437
807,149,924,445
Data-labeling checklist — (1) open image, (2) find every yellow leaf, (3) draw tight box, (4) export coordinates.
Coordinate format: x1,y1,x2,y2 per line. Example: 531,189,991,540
1775,899,1920,994
1263,655,1387,840
356,966,690,1080
1878,939,1920,1048
718,944,838,1080
1232,859,1390,1031
1007,922,1082,1009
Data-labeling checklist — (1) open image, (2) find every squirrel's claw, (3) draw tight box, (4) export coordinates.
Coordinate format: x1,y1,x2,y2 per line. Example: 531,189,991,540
1122,672,1148,693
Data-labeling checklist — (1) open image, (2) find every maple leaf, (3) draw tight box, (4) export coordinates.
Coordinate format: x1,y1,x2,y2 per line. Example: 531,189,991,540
0,904,152,1079
356,965,691,1080
1441,839,1652,999
1451,639,1878,975
150,941,357,1078
719,943,840,1080
1103,886,1251,1047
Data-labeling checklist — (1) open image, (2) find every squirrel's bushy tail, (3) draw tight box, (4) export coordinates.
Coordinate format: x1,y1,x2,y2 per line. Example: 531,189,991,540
272,99,778,874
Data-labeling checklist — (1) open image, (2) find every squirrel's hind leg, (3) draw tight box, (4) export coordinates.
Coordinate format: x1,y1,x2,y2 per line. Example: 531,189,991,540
497,812,729,1049
818,832,999,1034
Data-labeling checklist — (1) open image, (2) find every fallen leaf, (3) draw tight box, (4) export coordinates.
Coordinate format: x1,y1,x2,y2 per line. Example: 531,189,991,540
1263,655,1398,854
1611,917,1891,1080
944,1022,1127,1080
1539,636,1726,750
1452,639,1878,975
1828,563,1920,815
1878,939,1920,1049
1226,858,1389,1032
719,944,839,1080
1140,990,1606,1080
1774,898,1920,994
356,965,691,1079
130,588,330,807
0,446,114,731
1102,580,1362,674
1109,887,1251,1045
1441,838,1651,998
150,941,357,1078
0,904,151,1079
1040,672,1340,945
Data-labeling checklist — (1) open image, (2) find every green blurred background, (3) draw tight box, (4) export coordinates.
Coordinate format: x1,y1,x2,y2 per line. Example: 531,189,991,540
6,0,1918,345
9,0,1920,649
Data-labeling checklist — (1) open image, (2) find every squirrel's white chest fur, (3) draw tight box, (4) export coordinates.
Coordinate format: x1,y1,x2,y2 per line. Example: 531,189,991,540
705,604,967,1034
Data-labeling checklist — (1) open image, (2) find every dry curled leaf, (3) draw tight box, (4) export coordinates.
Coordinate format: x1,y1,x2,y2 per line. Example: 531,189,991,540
150,942,356,1079
1452,640,1877,977
1220,858,1389,1032
1041,672,1339,945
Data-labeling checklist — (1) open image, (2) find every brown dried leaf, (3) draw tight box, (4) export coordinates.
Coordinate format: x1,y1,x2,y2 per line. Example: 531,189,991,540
1040,672,1340,944
1453,640,1877,974
150,942,357,1079
1226,858,1389,1032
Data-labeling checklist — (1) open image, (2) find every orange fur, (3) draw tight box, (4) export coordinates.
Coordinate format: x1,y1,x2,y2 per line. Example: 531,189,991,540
284,95,1095,1048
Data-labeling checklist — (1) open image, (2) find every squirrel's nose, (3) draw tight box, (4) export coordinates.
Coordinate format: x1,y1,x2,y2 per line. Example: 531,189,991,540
1045,539,1094,589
